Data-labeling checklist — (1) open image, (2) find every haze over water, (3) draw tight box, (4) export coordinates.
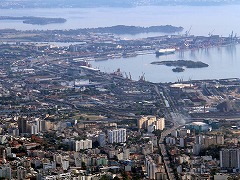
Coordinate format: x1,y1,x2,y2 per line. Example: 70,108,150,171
1,5,240,36
1,5,240,82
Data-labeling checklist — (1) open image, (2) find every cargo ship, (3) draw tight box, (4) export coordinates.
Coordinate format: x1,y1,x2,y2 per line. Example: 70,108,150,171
155,48,175,56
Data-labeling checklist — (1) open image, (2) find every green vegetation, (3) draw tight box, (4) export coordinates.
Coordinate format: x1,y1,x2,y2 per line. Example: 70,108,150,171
199,145,223,159
0,16,66,25
151,60,209,68
83,25,183,34
172,67,185,72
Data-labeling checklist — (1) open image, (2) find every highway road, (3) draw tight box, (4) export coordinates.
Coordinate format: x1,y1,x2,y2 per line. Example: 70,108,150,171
155,84,185,180
159,114,181,180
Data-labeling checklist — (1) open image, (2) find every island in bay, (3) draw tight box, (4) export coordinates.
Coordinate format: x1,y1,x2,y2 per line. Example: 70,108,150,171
151,60,209,72
0,16,67,25
0,17,183,34
172,67,185,72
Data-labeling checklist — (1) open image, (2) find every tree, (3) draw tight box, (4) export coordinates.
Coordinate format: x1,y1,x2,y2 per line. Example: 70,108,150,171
153,130,162,137
121,170,129,180
81,162,86,170
100,175,111,180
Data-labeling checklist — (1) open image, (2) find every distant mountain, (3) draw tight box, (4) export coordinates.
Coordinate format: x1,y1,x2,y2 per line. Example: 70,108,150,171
0,0,239,8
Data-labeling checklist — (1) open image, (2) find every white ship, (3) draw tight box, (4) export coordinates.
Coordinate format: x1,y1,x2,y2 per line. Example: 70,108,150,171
80,66,100,72
155,48,175,56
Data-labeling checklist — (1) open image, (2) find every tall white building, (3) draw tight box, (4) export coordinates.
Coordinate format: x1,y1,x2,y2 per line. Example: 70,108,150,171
155,118,165,130
108,129,126,144
195,135,203,145
30,124,38,135
62,159,69,171
145,156,157,180
220,149,240,169
36,119,46,132
75,139,92,151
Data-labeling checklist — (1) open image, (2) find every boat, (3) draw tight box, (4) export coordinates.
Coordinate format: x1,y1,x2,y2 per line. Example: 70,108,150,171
80,66,100,72
172,67,185,72
155,48,175,56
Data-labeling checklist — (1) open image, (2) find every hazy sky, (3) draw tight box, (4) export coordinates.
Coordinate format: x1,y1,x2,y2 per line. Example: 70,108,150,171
1,0,239,8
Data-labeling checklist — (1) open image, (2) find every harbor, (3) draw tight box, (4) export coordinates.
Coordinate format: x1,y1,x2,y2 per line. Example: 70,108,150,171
91,43,240,83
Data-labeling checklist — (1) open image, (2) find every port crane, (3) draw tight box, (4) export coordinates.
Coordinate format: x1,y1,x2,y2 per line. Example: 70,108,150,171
124,72,128,79
228,31,238,44
208,29,215,37
129,72,132,80
185,26,192,37
139,73,145,81
206,29,215,47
